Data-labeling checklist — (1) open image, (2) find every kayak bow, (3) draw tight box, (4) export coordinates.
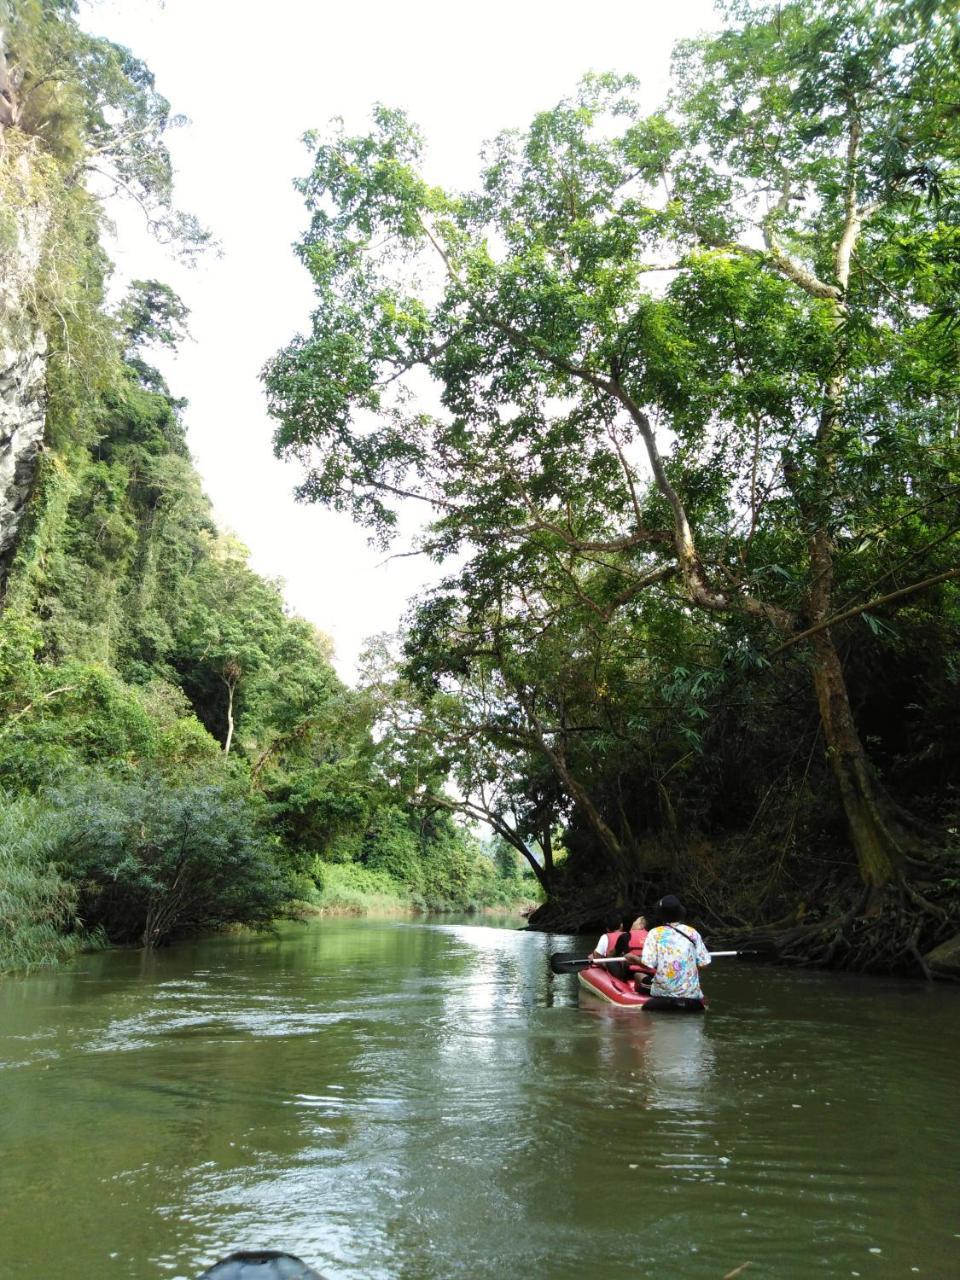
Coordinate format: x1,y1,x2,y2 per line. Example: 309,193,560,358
576,964,651,1006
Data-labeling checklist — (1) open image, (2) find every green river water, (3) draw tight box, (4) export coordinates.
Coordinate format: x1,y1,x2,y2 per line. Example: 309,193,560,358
0,918,958,1279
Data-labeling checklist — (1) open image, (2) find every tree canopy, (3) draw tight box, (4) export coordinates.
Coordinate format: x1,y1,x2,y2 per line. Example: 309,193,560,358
0,1,525,972
267,0,960,959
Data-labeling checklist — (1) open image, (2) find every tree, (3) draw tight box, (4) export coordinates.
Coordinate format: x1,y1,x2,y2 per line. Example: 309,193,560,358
0,0,210,255
117,278,192,395
48,772,291,947
0,792,81,972
176,537,285,754
266,1,960,909
359,635,562,894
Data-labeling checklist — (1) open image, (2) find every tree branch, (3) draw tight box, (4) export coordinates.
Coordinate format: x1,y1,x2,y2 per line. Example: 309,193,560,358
0,686,78,735
771,566,960,656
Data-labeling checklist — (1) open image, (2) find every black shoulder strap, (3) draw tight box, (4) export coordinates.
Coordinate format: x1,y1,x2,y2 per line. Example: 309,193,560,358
666,925,697,948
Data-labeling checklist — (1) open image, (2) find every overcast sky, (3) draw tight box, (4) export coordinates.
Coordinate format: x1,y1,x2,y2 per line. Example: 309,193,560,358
79,0,720,680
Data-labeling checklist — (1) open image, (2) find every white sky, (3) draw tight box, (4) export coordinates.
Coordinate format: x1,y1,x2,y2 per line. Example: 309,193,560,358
79,0,720,681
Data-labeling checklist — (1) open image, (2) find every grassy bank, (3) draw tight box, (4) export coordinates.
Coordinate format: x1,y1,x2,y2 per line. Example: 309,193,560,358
292,862,539,920
293,864,414,917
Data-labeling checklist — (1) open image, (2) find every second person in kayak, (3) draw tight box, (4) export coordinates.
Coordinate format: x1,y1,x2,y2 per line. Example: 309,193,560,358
640,895,710,1005
613,913,652,986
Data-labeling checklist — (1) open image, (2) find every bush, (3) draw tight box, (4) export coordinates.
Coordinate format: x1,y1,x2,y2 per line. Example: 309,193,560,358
47,772,293,946
361,805,422,887
0,794,86,973
310,860,414,915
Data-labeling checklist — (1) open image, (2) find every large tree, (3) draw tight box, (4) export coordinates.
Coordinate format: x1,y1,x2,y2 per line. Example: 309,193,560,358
266,0,960,903
0,0,210,253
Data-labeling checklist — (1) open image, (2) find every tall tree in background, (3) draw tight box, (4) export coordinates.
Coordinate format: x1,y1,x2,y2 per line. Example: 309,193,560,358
0,0,210,252
267,0,960,909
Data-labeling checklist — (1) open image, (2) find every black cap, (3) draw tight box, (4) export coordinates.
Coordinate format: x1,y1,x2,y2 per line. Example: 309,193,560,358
657,894,685,917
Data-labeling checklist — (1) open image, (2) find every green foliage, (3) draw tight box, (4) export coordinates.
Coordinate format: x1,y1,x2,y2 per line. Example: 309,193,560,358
362,804,421,884
118,279,191,355
0,792,85,973
0,0,523,976
414,811,492,912
0,655,223,791
267,0,960,909
308,861,413,916
46,772,292,946
358,805,500,910
1,0,211,256
308,816,531,916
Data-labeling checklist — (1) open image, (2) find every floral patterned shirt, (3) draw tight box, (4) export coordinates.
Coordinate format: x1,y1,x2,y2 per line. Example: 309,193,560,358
640,923,711,998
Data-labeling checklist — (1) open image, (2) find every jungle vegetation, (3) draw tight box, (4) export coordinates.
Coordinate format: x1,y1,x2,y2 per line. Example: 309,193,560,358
0,1,526,974
266,0,960,973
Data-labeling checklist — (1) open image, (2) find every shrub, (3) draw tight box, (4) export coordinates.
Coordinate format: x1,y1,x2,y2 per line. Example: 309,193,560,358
310,860,413,915
361,805,422,888
47,772,293,946
0,794,85,973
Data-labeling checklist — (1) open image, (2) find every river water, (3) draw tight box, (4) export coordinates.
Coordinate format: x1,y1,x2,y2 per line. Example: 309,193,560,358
0,918,958,1279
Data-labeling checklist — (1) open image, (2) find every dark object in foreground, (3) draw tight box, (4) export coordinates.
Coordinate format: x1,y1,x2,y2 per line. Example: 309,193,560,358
642,995,706,1012
199,1252,323,1279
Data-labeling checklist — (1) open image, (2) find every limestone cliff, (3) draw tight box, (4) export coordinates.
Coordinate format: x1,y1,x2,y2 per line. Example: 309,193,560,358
0,146,48,580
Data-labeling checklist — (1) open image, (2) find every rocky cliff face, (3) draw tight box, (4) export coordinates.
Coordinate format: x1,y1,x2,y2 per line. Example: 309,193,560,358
0,157,48,580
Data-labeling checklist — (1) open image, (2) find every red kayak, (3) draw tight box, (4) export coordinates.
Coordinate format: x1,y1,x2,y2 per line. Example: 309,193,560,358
577,965,707,1011
577,965,651,1006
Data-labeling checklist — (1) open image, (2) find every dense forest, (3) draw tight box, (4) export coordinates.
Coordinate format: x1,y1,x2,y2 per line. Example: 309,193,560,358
2,0,958,980
265,0,960,975
0,0,529,974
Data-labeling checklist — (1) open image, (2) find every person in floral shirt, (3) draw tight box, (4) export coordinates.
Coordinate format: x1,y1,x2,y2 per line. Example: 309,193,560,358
640,895,711,1003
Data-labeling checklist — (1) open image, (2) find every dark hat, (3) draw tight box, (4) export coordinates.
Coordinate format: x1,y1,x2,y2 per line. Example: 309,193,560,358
656,894,686,917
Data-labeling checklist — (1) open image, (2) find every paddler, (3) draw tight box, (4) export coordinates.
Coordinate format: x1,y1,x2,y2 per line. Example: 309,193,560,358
616,913,655,989
589,912,629,961
591,912,652,984
640,894,711,1009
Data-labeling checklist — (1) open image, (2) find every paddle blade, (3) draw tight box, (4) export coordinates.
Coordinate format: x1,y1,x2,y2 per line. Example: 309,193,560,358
549,951,594,974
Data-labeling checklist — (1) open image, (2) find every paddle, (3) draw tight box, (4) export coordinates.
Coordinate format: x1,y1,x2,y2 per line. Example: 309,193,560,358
549,949,742,974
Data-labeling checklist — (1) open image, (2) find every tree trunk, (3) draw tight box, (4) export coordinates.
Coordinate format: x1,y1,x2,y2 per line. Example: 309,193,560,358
512,682,633,881
535,725,630,878
500,825,551,894
0,32,19,130
540,824,555,879
223,678,236,755
808,629,904,890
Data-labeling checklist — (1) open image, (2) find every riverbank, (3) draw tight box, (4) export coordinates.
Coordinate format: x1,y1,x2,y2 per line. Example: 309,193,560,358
526,843,960,981
0,854,539,978
290,862,538,921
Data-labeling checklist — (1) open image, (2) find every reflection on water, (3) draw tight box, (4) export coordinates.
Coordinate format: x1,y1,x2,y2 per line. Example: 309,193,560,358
0,918,958,1279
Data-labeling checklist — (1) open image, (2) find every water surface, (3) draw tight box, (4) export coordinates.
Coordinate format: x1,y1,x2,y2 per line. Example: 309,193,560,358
1,918,957,1278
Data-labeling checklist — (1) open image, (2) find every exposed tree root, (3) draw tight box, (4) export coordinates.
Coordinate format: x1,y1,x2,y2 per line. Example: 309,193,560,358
714,875,960,978
532,860,960,980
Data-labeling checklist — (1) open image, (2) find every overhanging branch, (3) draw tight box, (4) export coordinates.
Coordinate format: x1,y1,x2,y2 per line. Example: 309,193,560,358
771,566,960,656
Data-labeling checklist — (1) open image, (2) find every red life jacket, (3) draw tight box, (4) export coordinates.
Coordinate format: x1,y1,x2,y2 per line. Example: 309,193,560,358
602,929,624,954
622,928,652,973
603,927,647,953
601,929,652,975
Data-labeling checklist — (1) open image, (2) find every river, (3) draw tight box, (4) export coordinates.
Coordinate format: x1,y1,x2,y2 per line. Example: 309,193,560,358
0,918,957,1279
